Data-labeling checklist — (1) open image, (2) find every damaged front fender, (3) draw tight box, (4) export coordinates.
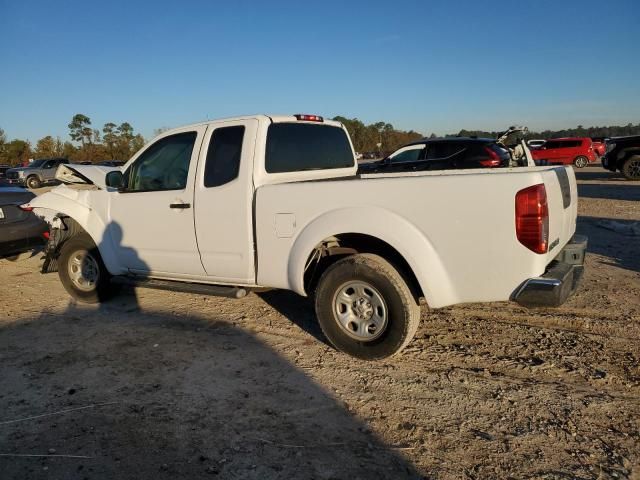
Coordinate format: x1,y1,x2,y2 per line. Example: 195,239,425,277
25,185,124,276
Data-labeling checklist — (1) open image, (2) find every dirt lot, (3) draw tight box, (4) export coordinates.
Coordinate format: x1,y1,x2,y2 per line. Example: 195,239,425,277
1,166,638,479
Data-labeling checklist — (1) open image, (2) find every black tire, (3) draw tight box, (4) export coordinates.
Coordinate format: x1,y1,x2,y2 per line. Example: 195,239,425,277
621,155,640,180
314,253,421,360
573,156,588,168
58,234,115,303
26,175,41,189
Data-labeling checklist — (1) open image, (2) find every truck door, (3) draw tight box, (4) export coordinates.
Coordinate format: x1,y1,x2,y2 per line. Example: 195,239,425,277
107,126,207,276
194,119,258,284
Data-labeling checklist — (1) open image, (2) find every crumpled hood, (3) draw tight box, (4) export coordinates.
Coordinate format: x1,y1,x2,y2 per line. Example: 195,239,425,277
55,163,118,189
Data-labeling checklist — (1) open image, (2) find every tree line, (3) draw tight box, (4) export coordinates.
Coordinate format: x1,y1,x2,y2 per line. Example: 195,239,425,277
1,116,639,167
0,114,145,166
448,123,640,140
332,116,423,154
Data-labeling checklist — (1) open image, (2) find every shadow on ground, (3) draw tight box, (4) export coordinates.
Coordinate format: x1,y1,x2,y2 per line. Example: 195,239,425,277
0,303,420,479
258,290,327,345
577,183,640,201
574,167,620,182
577,215,640,273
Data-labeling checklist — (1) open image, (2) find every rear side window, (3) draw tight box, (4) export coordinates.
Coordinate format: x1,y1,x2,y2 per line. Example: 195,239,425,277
204,126,245,187
426,142,465,160
265,123,353,173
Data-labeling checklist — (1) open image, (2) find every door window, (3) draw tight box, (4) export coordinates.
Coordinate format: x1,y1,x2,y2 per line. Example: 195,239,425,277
389,145,425,163
124,132,197,192
204,126,245,187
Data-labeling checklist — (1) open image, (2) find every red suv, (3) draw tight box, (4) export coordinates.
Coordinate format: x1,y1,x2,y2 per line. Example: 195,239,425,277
531,137,596,168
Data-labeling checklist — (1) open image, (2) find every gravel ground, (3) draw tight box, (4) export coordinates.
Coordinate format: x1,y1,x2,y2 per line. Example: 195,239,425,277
0,166,638,479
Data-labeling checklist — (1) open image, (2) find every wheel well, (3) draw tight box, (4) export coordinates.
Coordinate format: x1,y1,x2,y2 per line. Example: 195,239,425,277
303,233,425,303
42,215,90,273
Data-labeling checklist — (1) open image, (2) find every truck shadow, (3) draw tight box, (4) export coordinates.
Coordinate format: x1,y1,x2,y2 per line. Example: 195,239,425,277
0,306,420,479
257,290,328,345
577,215,640,273
573,167,619,182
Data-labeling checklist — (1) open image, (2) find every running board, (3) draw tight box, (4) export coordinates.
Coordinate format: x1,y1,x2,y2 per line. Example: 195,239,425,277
111,276,248,299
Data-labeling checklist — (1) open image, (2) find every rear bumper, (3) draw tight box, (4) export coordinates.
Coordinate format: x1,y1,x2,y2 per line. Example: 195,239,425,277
0,215,49,258
513,235,587,308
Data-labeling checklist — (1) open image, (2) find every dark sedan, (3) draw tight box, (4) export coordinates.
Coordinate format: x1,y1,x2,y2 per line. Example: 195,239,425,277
358,137,512,174
0,186,49,258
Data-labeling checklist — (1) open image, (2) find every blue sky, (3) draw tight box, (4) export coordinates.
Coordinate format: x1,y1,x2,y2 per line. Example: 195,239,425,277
1,0,638,143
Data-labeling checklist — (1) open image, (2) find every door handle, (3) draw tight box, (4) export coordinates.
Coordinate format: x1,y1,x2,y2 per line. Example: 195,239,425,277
169,203,191,209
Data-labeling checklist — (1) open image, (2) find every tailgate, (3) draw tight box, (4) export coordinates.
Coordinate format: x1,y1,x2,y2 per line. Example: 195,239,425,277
539,166,578,260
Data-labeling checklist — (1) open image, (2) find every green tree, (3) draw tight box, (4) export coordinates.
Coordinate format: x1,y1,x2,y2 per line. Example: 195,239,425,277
62,141,78,160
3,139,32,166
68,114,92,146
35,135,62,158
102,122,118,160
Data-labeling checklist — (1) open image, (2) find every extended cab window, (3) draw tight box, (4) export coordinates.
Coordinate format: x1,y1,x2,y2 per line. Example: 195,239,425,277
204,126,245,187
125,132,196,192
265,123,353,173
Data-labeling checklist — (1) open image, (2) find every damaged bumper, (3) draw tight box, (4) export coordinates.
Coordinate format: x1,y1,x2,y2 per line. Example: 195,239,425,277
513,235,587,308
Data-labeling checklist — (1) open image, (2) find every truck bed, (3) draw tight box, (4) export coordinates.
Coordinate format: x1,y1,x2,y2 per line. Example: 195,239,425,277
255,166,577,308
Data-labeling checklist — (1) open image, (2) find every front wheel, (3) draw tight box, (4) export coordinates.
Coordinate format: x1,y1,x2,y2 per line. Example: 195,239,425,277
314,254,421,360
573,156,588,168
58,234,115,303
622,155,640,180
26,176,41,189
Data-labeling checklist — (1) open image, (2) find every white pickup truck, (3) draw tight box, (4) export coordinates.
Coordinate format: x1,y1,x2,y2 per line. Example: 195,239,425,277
30,114,587,360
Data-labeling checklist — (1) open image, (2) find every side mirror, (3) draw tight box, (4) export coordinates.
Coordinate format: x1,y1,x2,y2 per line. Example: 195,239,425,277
106,171,124,190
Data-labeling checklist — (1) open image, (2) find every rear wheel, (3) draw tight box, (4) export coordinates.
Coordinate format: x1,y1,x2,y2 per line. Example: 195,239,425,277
26,176,41,189
314,254,421,360
58,234,115,303
573,156,588,168
621,155,640,180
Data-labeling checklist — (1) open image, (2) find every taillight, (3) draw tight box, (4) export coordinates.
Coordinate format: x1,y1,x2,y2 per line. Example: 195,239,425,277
19,205,33,212
294,114,324,122
42,231,50,240
515,184,549,254
479,147,502,167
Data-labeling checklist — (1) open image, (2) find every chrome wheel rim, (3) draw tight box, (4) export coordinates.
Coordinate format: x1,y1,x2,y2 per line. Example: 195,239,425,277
575,157,587,168
333,281,388,341
68,250,99,291
628,159,640,179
